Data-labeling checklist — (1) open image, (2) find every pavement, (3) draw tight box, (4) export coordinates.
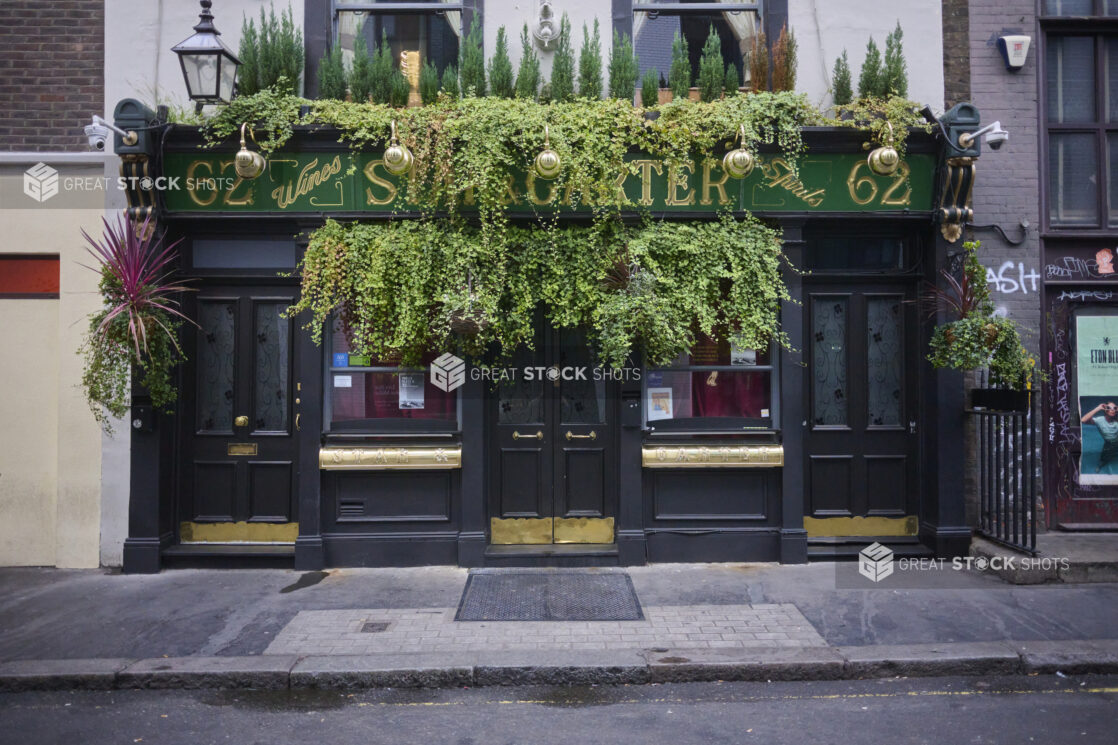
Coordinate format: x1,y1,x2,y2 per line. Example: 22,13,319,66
971,533,1118,584
1,561,1117,691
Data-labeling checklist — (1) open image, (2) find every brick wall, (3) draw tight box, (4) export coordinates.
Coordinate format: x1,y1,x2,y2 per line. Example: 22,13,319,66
962,0,1043,526
0,1,104,152
942,0,970,107
967,0,1040,342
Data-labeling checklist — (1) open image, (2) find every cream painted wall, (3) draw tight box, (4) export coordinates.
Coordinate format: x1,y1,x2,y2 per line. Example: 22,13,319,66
0,300,59,566
0,161,108,567
788,0,944,111
104,0,306,122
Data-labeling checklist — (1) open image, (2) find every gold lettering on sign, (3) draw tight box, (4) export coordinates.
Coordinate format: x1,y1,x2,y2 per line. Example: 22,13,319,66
631,159,662,206
364,159,397,205
761,158,825,207
700,159,732,206
498,174,520,206
665,162,696,206
846,160,879,206
220,160,254,207
272,156,343,209
880,160,911,206
525,171,557,206
185,160,218,207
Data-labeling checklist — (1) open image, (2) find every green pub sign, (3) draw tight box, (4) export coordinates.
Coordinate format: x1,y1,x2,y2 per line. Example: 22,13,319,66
162,151,935,214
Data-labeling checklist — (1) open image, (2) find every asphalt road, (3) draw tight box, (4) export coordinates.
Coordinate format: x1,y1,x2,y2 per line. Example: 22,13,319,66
1,675,1115,745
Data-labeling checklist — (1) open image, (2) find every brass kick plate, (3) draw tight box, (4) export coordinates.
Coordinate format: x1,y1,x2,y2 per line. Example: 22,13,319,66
227,443,258,456
490,517,615,545
554,517,614,544
180,521,298,543
803,515,919,537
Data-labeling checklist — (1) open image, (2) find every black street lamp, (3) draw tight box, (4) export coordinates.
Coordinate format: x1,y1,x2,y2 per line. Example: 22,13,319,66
171,0,240,111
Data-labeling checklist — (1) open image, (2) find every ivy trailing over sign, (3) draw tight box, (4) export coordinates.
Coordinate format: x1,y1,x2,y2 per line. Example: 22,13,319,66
289,215,789,368
194,90,923,364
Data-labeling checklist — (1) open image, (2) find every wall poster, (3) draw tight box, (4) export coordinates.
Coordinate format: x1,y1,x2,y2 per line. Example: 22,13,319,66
1077,313,1118,484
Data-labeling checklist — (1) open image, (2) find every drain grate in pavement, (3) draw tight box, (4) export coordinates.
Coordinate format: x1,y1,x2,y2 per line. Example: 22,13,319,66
361,621,391,633
454,571,644,622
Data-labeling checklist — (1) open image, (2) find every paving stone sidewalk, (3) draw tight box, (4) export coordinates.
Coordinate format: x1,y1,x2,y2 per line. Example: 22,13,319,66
264,604,827,656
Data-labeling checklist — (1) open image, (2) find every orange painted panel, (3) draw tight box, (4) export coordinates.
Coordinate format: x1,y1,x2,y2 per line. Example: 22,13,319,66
0,256,60,295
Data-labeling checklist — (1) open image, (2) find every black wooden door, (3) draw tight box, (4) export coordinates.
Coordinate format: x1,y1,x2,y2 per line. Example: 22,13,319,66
803,284,919,527
179,284,300,540
489,320,616,543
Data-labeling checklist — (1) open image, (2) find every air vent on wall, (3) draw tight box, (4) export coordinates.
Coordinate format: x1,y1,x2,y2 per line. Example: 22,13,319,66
339,499,365,519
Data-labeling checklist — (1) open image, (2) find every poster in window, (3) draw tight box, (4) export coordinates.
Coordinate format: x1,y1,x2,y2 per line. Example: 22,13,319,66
1077,314,1118,485
398,373,425,410
647,387,674,421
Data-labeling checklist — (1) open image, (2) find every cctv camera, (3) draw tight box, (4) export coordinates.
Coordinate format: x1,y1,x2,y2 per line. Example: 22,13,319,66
84,120,109,151
986,127,1009,150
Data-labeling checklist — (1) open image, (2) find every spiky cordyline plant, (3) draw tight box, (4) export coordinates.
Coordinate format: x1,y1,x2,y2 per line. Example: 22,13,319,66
80,214,193,430
81,214,192,359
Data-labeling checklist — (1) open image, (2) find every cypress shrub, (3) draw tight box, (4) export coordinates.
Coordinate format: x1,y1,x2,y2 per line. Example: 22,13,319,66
858,37,884,98
515,24,540,99
641,68,659,107
578,19,603,99
883,22,909,98
550,14,576,102
697,25,724,102
350,25,373,102
608,31,639,101
771,23,797,92
441,64,459,100
460,16,486,96
488,26,515,98
724,62,739,96
832,50,853,105
747,30,768,92
668,31,691,99
317,44,348,101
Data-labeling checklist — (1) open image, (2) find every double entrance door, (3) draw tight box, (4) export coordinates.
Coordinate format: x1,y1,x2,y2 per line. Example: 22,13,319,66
803,283,920,535
178,284,301,543
488,320,618,544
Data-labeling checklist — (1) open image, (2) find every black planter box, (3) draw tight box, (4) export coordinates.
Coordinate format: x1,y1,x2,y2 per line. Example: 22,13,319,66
971,388,1030,412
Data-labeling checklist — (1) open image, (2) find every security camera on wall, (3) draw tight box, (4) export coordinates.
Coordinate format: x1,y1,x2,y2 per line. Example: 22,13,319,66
997,35,1031,72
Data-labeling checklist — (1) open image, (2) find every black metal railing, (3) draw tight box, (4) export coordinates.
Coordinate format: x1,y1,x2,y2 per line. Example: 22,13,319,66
969,388,1038,555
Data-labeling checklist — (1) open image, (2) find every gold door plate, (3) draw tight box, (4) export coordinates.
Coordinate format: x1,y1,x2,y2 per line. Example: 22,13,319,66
227,443,258,456
490,518,553,544
642,444,783,468
180,521,298,544
554,517,615,544
319,446,462,470
489,517,615,545
803,515,919,537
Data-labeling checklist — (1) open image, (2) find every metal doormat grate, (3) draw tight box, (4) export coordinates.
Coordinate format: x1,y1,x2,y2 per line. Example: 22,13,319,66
361,621,391,633
454,571,644,622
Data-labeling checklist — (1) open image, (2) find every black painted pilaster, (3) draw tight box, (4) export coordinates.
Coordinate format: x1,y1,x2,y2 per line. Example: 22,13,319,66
920,231,971,558
618,354,647,565
294,281,326,569
458,370,486,566
778,219,808,563
122,392,163,574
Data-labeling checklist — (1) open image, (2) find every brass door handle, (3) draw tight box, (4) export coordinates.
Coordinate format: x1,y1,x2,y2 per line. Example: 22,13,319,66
565,430,597,441
512,430,543,440
295,413,301,431
234,415,249,428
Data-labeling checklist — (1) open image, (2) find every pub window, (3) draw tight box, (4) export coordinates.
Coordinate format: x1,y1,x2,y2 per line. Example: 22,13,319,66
1042,0,1118,16
633,2,759,90
334,0,461,83
1042,17,1118,227
326,320,459,433
644,334,775,431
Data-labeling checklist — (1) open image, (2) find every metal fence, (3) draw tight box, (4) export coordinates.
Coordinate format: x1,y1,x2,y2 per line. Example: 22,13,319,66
970,391,1038,555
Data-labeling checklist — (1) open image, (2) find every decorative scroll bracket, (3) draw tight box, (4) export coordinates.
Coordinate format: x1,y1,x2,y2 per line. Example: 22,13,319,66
937,156,975,243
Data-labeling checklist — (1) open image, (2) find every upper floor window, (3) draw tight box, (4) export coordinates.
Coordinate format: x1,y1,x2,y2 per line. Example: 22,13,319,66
633,1,759,89
1042,0,1118,15
1044,32,1118,227
335,0,461,79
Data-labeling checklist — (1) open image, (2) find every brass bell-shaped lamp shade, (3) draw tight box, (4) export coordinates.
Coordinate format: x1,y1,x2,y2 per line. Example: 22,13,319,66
722,124,755,179
866,121,902,176
234,123,266,180
383,120,414,177
533,124,561,180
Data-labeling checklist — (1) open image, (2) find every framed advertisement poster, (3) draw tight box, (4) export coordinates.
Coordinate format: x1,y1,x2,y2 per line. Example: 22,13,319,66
1076,313,1118,485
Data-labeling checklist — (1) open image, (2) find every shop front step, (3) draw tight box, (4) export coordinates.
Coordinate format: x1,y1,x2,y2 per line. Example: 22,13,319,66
161,543,296,569
482,543,621,567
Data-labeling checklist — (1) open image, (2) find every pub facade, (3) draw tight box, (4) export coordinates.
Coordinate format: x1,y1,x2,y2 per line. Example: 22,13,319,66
117,99,984,572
